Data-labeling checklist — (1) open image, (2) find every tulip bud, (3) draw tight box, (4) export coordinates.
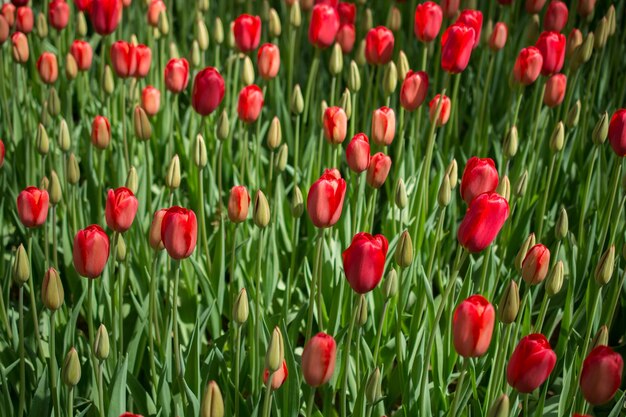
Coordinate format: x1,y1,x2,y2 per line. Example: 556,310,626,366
158,11,169,36
594,245,615,286
201,381,224,417
291,186,304,218
275,144,288,173
355,40,367,66
102,65,114,96
594,17,608,50
94,324,110,360
253,190,270,228
348,61,361,92
190,40,201,68
266,327,284,372
357,294,368,326
36,123,49,155
524,14,540,44
58,119,70,152
395,179,407,209
446,159,458,189
66,53,78,80
573,32,594,69
76,12,87,37
212,18,224,45
133,106,152,141
62,348,81,387
522,244,550,285
241,56,255,87
233,288,249,324
555,207,568,240
49,170,62,205
67,153,80,185
514,233,536,273
41,267,64,310
362,8,373,33
383,62,397,97
487,394,509,417
216,110,230,141
267,117,281,150
291,84,304,115
591,325,609,350
545,260,564,297
549,122,565,152
395,230,413,268
290,1,301,27
365,367,381,404
592,112,609,145
189,135,207,169
607,6,616,36
382,268,398,299
48,87,61,117
36,12,48,38
116,234,127,262
340,89,352,119
267,9,281,38
566,100,581,128
328,43,343,77
396,51,409,81
386,6,401,31
13,244,29,285
498,280,519,324
503,126,519,159
496,175,510,201
514,170,528,197
438,174,451,207
165,155,181,190
195,18,209,51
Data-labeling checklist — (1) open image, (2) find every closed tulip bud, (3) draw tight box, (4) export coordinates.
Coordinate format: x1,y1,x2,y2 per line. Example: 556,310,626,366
105,187,138,233
37,123,49,155
275,144,288,173
17,186,49,228
566,100,581,128
545,260,564,297
91,116,111,150
524,14,540,44
115,233,126,262
514,170,528,197
458,193,509,253
62,348,81,386
158,11,169,36
161,207,197,259
190,134,207,169
323,107,347,145
215,110,229,141
460,157,499,205
148,209,167,251
382,268,398,299
233,288,249,324
266,327,284,372
498,280,519,324
201,381,224,417
594,245,615,286
367,153,392,189
487,394,509,417
94,324,109,360
307,169,346,228
355,40,367,66
446,159,458,189
354,294,367,326
429,94,451,126
544,75,567,109
48,87,61,117
549,121,565,152
267,8,280,38
593,111,609,145
395,179,408,209
40,267,63,311
507,334,556,393
382,61,398,97
192,67,225,116
329,43,343,76
594,17,608,50
57,119,70,152
591,325,609,349
573,32,594,70
125,167,138,194
342,232,390,297
340,89,352,119
291,84,304,115
49,171,62,206
400,70,429,112
103,65,115,95
514,233,536,273
387,6,401,32
496,175,510,201
291,186,304,218
290,1,301,27
503,126,519,159
607,5,616,36
190,41,201,67
453,295,496,357
194,18,209,51
522,244,550,285
253,190,270,228
11,32,29,64
13,244,30,285
544,1,568,32
36,12,48,38
371,106,395,146
366,367,381,404
437,174,452,207
133,106,152,141
302,332,337,387
395,230,413,268
67,154,80,185
396,51,409,81
41,177,49,191
165,155,181,190
362,9,373,33
65,53,78,80
580,346,623,405
567,28,583,59
555,207,568,240
238,84,264,123
76,11,87,36
489,22,508,51
141,85,160,117
257,43,280,81
211,18,224,45
241,55,255,86
348,61,361,92
226,22,236,49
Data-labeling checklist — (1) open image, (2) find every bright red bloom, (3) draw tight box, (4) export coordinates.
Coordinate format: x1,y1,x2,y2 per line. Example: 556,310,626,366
535,31,566,76
105,187,139,233
110,41,137,78
134,44,152,78
141,85,160,116
346,133,370,173
460,157,499,205
337,2,355,25
457,193,509,253
164,58,189,93
48,0,70,31
608,109,626,157
228,185,251,223
308,4,339,49
70,40,93,71
307,168,347,228
91,115,111,149
543,0,568,32
414,2,443,43
233,14,262,53
237,84,264,124
429,94,451,126
506,334,556,393
191,67,225,116
367,152,392,189
513,47,543,85
257,43,280,80
73,225,110,278
580,346,624,405
90,0,122,35
544,73,567,107
0,139,4,168
37,52,58,84
16,6,33,33
453,295,495,357
400,70,429,111
342,233,389,294
323,106,347,145
365,26,395,65
441,23,475,73
73,0,92,12
17,187,49,228
161,206,198,260
456,9,482,48
302,332,337,387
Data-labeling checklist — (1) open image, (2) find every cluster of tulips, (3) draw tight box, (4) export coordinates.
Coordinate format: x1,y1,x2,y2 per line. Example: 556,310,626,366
0,0,625,416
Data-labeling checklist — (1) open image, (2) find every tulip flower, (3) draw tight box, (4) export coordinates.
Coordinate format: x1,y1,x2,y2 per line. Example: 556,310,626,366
17,187,49,228
338,2,355,24
90,0,122,35
308,4,339,49
164,58,189,93
0,16,8,44
544,1,568,32
535,31,566,76
73,0,91,12
513,46,543,86
365,26,395,66
346,133,371,173
0,139,4,168
257,43,280,80
1,4,15,27
506,334,556,393
73,225,110,278
366,153,392,189
16,6,33,33
228,185,251,223
307,168,347,228
608,109,626,156
237,84,264,124
191,67,225,116
577,0,596,17
429,94,451,126
371,106,396,146
48,0,70,31
457,193,509,253
233,14,261,53
522,244,550,285
489,22,508,51
11,32,28,63
70,40,93,71
441,23,475,73
110,41,137,78
526,0,547,13
141,85,160,116
460,157,499,205
456,9,483,48
105,187,139,233
91,115,111,149
149,209,167,250
441,0,460,18
161,206,197,260
336,23,356,53
342,233,389,294
322,106,347,145
134,44,152,78
37,52,58,85
580,345,623,405
544,73,567,107
453,295,495,357
400,70,429,111
147,0,166,27
302,332,337,387
414,2,443,43
263,360,288,390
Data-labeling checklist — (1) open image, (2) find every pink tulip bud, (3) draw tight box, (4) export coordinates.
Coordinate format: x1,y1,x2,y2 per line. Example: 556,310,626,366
70,40,93,71
228,185,251,223
371,106,396,146
17,186,49,228
453,294,495,357
521,244,550,285
366,152,392,189
400,70,429,111
237,84,264,124
141,85,160,116
48,0,69,31
543,1,568,32
580,346,623,405
307,168,347,228
2,4,16,28
11,31,28,63
460,157,499,205
91,115,111,149
161,206,198,260
147,0,166,27
73,225,110,278
336,23,355,53
543,73,567,108
105,187,139,233
489,22,508,51
37,52,58,85
323,106,348,145
457,193,509,253
149,209,167,251
302,332,337,387
566,28,583,58
346,133,370,173
257,43,280,80
16,6,33,33
506,334,556,393
342,233,389,294
429,94,451,126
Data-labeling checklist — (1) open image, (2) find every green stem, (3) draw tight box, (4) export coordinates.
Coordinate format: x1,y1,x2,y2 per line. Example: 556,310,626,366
18,287,25,417
535,293,550,333
121,79,130,171
449,359,469,417
303,51,321,125
373,301,389,364
597,160,622,249
50,311,60,417
198,163,211,274
340,295,360,417
577,146,599,245
172,261,187,406
67,387,74,417
254,228,266,393
145,141,152,217
262,373,274,417
97,361,105,417
537,154,557,240
306,229,324,341
305,388,316,417
148,255,159,402
234,325,242,417
27,234,44,362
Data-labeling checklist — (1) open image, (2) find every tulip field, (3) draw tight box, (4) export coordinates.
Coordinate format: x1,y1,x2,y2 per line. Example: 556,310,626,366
2,0,626,416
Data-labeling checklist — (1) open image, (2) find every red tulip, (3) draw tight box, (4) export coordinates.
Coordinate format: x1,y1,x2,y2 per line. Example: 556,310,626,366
237,84,264,124
441,23,475,73
456,9,482,48
73,0,92,12
257,43,280,80
489,22,508,51
400,70,429,111
367,153,392,189
544,1,568,32
12,32,29,63
414,2,443,43
17,187,49,228
506,334,556,393
460,157,499,205
336,23,356,53
513,46,543,86
105,187,138,233
141,85,160,116
337,2,355,25
365,26,395,65
371,106,396,146
535,31,566,76
37,52,58,85
90,0,122,35
521,244,550,285
164,58,189,93
580,346,624,405
346,133,370,173
429,94,451,126
302,332,337,387
70,40,93,71
609,109,626,156
441,0,460,19
323,106,348,145
134,44,151,78
161,206,197,260
91,115,111,149
118,413,143,417
2,4,15,27
0,139,4,168
48,0,69,31
307,168,347,228
73,225,110,278
12,0,29,6
457,193,509,253
577,0,596,17
110,41,137,78
453,294,495,357
308,4,339,49
263,360,288,390
147,0,165,27
342,233,389,294
233,14,261,53
543,73,566,107
16,6,32,33
526,0,547,14
191,67,225,116
228,185,251,223
149,209,167,251
0,17,8,44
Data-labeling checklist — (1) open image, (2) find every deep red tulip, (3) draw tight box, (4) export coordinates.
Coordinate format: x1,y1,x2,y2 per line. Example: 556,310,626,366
191,67,225,116
228,185,251,223
118,413,143,417
237,84,264,124
489,22,508,51
441,0,460,19
0,139,4,168
429,94,451,126
453,295,495,357
233,14,261,53
342,233,389,294
12,32,29,63
70,40,93,71
164,58,189,93
323,106,348,145
48,0,70,30
526,0,547,14
577,0,596,17
535,31,566,76
263,360,288,390
73,225,110,278
371,106,396,146
506,334,556,393
141,85,160,116
457,193,509,253
544,1,568,32
608,109,626,157
346,133,370,173
367,153,392,189
302,332,337,387
307,168,347,228
456,10,482,48
161,206,197,260
336,23,356,53
522,244,550,284
73,0,92,12
134,44,151,78
414,2,443,43
37,52,58,84
149,209,167,251
16,6,33,33
308,4,339,49
513,46,543,86
580,346,623,405
91,115,110,149
460,157,499,205
146,0,165,27
110,41,136,78
105,187,138,233
11,0,29,6
544,73,566,107
337,2,356,25
17,187,49,228
365,26,395,65
400,70,429,111
2,4,16,27
441,23,475,73
497,0,513,4
257,43,280,80
90,0,122,35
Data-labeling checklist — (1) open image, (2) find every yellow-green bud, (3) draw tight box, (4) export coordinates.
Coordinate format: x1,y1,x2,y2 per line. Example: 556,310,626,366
382,268,398,299
42,267,64,310
573,32,594,70
503,126,519,159
594,245,615,286
549,121,565,152
291,84,304,115
41,176,49,191
13,245,30,285
498,280,519,324
191,40,202,68
253,190,270,228
545,260,564,297
62,348,81,386
66,53,78,81
329,43,343,76
362,8,373,33
555,206,568,240
94,324,110,361
198,0,209,12
37,12,48,38
592,112,609,145
267,117,282,150
133,106,152,141
103,65,115,96
357,294,368,326
438,174,451,207
446,159,458,189
395,178,407,209
514,170,528,198
356,40,367,66
524,14,540,44
196,18,209,51
482,20,494,46
76,12,87,37
592,325,609,349
269,9,281,38
275,144,288,173
594,17,608,49
395,230,414,268
130,34,139,46
116,234,127,262
212,18,224,45
265,326,284,372
157,11,169,36
194,134,208,168
37,123,49,155
233,288,249,325
241,55,255,86
216,110,230,141
607,5,616,36
58,119,70,152
201,381,224,417
383,61,397,97
487,394,509,417
496,175,510,201
291,186,304,218
320,100,328,126
48,87,61,117
169,42,179,59
49,170,62,206
365,367,381,404
566,100,581,128
165,154,181,190
396,51,409,81
515,233,536,273
290,1,301,28
386,6,401,32
348,60,361,92
67,153,80,185
227,22,236,50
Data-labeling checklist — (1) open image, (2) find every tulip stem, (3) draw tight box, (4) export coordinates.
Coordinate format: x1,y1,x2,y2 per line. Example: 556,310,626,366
373,300,389,365
172,260,187,406
340,294,360,417
574,286,601,411
145,141,152,217
449,359,469,417
537,153,557,240
121,79,130,172
18,287,25,417
199,157,211,275
306,229,324,341
148,255,159,402
49,311,60,417
254,228,267,394
97,361,105,417
427,207,446,281
27,233,45,362
303,50,321,126
67,387,74,417
109,231,119,360
52,207,58,268
597,160,622,249
262,372,274,417
577,146,599,246
294,115,301,184
305,388,316,417
234,324,243,417
535,293,550,333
